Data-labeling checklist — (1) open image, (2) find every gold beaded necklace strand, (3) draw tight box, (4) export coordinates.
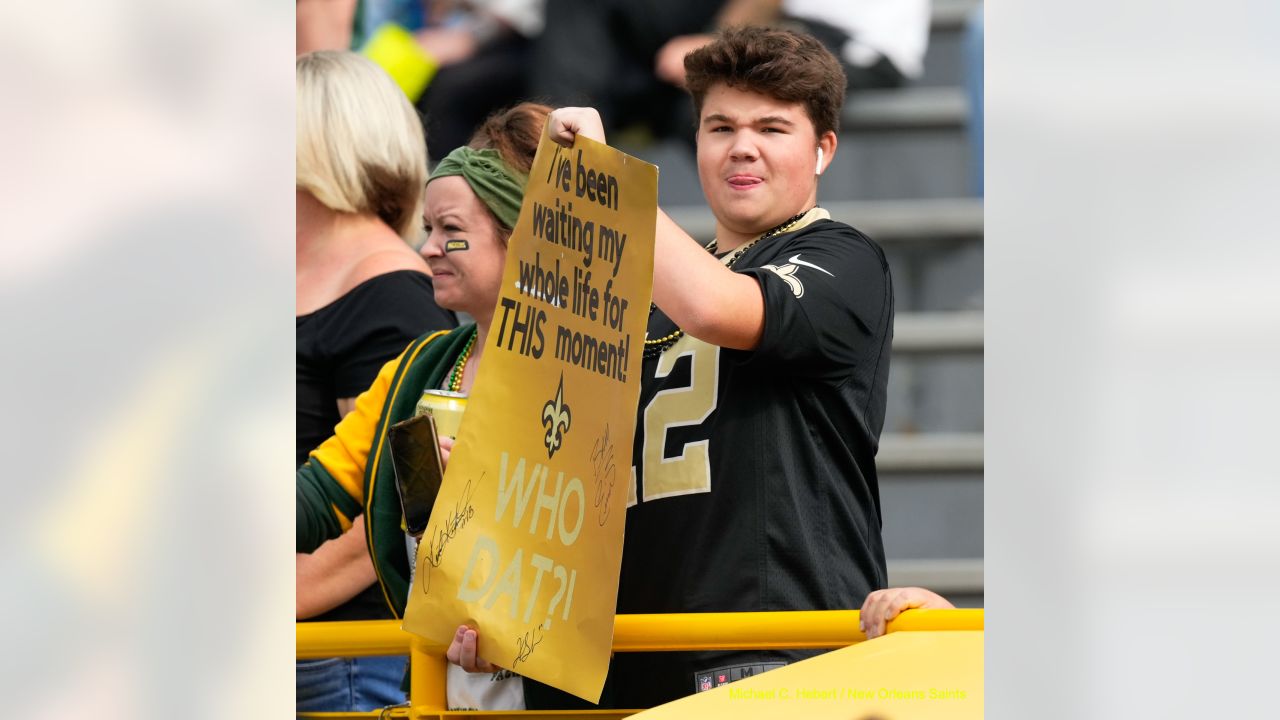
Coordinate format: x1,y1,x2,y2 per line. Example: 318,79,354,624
642,208,813,358
448,331,477,393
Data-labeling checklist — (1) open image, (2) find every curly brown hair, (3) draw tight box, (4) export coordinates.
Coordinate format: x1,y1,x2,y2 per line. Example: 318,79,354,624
684,26,846,137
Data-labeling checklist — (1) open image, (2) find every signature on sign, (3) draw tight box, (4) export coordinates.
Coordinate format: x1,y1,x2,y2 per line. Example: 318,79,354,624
420,475,479,593
512,622,546,668
590,423,617,526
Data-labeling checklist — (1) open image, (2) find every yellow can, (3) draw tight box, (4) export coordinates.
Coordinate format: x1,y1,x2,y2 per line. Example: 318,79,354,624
414,389,467,440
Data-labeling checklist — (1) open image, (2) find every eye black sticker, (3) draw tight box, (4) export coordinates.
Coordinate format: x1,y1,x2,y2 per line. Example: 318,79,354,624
445,239,469,252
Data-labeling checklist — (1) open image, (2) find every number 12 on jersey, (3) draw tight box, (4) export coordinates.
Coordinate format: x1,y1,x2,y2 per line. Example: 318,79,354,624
630,339,719,503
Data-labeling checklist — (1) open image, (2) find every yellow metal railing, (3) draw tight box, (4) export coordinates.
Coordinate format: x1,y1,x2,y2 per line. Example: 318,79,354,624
296,609,985,719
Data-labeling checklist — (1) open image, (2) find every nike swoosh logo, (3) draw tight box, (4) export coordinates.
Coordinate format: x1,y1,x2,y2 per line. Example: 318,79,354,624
788,254,834,276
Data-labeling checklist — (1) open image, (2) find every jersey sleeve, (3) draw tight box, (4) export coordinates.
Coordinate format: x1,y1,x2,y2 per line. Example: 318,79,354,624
296,351,403,552
328,272,456,398
734,227,893,380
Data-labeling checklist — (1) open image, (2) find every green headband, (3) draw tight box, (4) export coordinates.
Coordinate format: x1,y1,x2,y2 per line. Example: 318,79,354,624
428,146,527,230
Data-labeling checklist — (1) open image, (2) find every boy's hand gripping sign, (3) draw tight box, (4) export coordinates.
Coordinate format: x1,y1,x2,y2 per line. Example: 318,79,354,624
402,129,657,702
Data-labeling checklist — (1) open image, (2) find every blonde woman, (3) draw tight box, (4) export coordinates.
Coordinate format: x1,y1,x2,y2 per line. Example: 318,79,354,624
296,50,455,712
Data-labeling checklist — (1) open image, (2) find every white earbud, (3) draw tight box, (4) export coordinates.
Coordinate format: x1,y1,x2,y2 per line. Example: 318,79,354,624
815,147,824,175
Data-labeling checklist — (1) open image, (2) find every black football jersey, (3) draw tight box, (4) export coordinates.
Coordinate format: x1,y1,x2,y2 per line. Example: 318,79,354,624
612,216,894,707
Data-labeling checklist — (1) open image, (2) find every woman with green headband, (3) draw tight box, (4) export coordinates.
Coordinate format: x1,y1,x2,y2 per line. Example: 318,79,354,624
297,102,551,711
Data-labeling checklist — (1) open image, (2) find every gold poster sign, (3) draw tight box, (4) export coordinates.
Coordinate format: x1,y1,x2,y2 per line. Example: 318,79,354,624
402,130,657,702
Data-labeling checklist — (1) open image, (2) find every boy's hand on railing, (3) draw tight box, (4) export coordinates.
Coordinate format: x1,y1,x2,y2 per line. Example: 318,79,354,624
859,587,955,639
446,624,496,673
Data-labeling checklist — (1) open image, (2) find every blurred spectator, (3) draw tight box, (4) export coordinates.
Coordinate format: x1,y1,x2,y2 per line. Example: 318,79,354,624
299,1,546,163
779,0,930,91
413,0,545,162
533,0,929,147
529,0,726,142
655,0,931,94
295,50,456,713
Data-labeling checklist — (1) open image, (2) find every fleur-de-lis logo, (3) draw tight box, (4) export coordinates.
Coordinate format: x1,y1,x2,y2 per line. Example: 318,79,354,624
761,263,806,297
541,373,572,459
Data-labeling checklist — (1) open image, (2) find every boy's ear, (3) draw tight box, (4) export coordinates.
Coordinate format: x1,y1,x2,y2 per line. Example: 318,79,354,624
816,131,837,176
